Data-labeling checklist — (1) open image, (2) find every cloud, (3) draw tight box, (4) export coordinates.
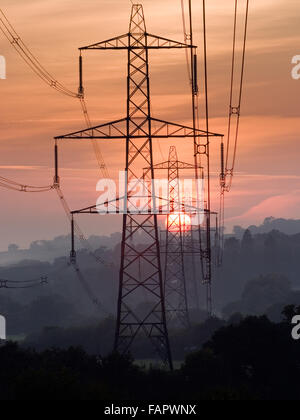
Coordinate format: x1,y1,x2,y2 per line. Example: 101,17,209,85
227,191,300,227
0,165,45,170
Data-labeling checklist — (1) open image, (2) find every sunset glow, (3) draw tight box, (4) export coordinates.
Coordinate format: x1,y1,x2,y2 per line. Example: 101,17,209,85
167,213,192,233
0,0,299,250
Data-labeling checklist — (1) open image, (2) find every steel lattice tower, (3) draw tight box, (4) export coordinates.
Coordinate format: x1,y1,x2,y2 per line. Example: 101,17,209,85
164,151,189,328
115,6,172,366
153,146,198,329
55,4,222,369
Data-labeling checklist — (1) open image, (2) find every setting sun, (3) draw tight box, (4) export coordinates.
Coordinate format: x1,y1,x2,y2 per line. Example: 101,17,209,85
167,213,192,233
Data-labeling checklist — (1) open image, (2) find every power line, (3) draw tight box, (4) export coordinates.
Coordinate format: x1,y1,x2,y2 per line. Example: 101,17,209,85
0,7,110,180
0,7,113,270
55,185,114,268
0,9,78,98
0,176,53,192
181,0,192,84
71,262,112,316
0,176,112,268
219,0,250,265
0,277,47,289
0,174,112,267
0,260,111,315
223,0,250,192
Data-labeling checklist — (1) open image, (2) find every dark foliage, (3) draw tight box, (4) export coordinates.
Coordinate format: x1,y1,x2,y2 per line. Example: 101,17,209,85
222,273,300,320
1,311,300,400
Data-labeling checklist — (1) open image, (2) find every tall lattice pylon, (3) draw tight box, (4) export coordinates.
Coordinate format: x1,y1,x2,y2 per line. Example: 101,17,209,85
116,5,172,367
55,4,222,369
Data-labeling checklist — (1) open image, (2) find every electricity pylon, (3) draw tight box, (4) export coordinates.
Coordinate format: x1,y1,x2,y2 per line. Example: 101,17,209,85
152,146,201,329
55,4,222,369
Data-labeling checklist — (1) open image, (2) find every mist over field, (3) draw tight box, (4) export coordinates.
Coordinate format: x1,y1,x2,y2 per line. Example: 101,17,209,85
1,217,300,348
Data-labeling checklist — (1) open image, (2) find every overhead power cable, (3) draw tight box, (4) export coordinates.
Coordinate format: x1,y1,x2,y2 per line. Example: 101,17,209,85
181,0,192,84
55,186,114,268
0,8,110,180
0,9,78,98
0,176,53,192
0,262,110,315
0,8,113,268
218,0,250,265
71,262,111,315
0,276,47,289
0,177,112,268
223,0,249,192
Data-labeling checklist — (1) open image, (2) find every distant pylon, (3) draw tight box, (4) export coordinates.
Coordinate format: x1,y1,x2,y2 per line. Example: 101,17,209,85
165,147,190,328
153,146,197,328
55,4,222,369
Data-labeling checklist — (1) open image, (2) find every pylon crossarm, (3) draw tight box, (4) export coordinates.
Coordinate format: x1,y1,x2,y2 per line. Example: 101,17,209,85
80,34,129,50
177,161,201,169
72,195,205,216
56,117,222,140
80,33,194,51
72,195,125,214
151,160,201,170
55,118,127,140
151,118,222,138
146,33,194,49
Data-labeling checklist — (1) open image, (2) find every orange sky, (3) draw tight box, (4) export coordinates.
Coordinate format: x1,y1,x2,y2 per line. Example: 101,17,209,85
0,0,300,250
